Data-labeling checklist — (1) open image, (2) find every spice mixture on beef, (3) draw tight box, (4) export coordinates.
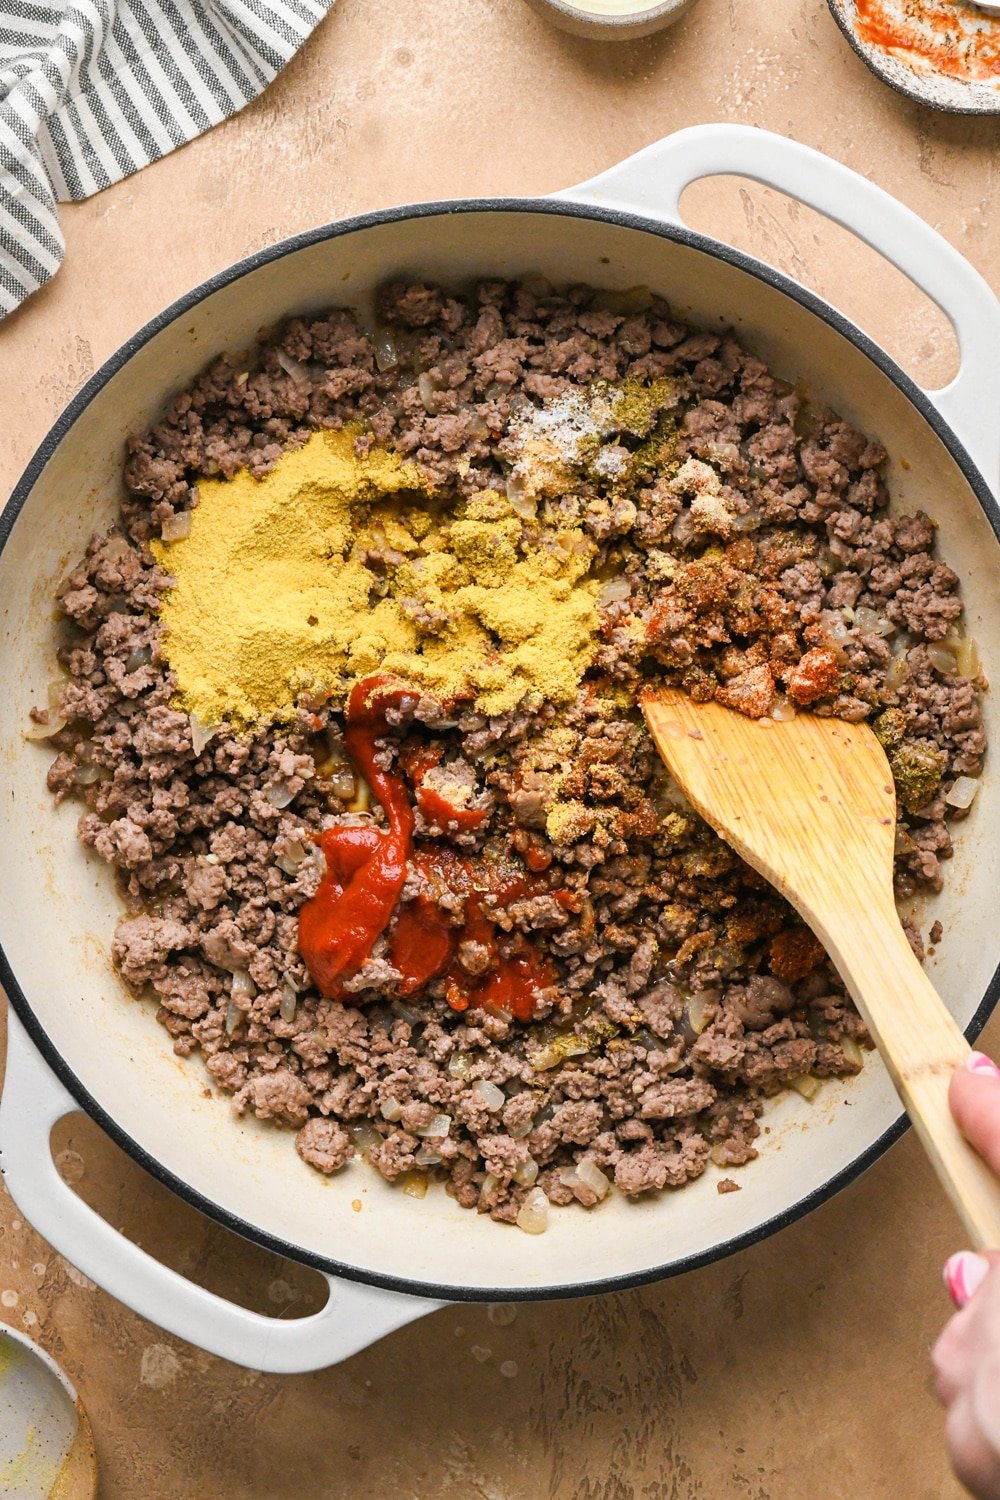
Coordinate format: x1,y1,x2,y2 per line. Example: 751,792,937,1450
37,278,986,1231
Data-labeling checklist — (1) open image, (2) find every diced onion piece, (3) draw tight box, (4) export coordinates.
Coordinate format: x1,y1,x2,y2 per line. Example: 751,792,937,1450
731,508,760,534
189,713,214,756
885,655,908,689
373,328,399,372
819,610,851,644
265,781,296,809
224,1001,242,1034
348,778,371,814
124,646,152,672
945,776,979,810
416,1113,452,1139
840,1035,865,1068
480,1172,499,1199
24,711,67,741
160,510,193,543
415,1146,442,1166
472,1080,505,1112
853,607,894,638
380,1097,403,1122
277,838,309,875
927,645,958,676
25,680,68,740
529,1037,589,1072
231,968,256,1001
515,1187,549,1236
619,284,654,312
279,984,298,1023
329,769,357,801
276,349,311,388
348,1124,381,1156
448,1052,472,1080
505,472,537,520
402,1171,428,1198
788,1074,822,1101
770,696,796,722
576,1155,611,1202
513,1158,539,1187
72,763,101,785
956,637,980,679
597,576,631,608
686,990,718,1035
102,534,132,561
508,1112,535,1140
417,373,437,412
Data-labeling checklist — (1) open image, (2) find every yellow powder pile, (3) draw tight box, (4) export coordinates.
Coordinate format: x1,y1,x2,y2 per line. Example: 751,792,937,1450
151,429,601,727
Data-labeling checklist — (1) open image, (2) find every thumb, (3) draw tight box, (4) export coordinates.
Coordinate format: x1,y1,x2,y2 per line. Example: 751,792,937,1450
950,1053,1000,1178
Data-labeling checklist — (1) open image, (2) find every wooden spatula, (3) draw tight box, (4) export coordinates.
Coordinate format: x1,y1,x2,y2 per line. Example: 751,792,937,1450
641,687,1000,1249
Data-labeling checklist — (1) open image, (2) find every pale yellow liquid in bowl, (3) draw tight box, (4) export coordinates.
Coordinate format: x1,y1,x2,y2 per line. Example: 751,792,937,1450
563,0,671,12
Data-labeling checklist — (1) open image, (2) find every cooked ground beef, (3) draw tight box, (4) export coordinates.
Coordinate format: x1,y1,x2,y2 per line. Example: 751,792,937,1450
40,278,985,1225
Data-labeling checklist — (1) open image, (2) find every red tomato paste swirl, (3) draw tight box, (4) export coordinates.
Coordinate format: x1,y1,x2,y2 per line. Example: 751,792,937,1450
297,675,563,1021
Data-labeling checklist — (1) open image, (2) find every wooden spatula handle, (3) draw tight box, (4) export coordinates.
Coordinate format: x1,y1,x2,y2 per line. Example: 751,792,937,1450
817,892,1000,1251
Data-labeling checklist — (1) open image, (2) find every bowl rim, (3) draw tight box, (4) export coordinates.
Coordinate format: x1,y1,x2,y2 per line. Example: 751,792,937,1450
2,193,999,1304
527,0,692,30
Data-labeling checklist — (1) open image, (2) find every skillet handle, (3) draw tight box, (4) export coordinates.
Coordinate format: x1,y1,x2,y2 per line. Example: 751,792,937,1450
0,1012,442,1373
555,124,1000,495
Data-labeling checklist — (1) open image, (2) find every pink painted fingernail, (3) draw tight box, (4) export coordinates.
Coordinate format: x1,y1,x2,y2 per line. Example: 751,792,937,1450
944,1251,990,1309
966,1052,1000,1079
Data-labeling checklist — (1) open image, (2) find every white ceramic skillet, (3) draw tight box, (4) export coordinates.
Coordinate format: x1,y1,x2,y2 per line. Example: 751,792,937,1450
2,125,1000,1374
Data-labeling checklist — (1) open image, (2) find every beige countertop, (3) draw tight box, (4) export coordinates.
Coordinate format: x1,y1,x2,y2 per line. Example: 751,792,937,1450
2,1,1000,1494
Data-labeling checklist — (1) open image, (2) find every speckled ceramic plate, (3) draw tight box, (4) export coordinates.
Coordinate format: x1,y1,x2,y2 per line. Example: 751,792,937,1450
0,1326,97,1499
828,0,1000,113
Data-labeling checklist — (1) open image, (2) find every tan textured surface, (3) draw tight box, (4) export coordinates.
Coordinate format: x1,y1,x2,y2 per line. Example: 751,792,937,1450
1,1,1000,1495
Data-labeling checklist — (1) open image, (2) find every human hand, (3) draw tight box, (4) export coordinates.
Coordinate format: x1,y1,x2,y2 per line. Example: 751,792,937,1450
933,1052,1000,1498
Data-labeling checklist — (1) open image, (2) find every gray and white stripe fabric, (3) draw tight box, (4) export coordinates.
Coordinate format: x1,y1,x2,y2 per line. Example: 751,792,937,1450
0,0,334,316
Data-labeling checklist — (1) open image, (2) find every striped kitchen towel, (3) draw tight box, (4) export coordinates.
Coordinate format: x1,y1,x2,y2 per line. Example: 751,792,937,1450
0,0,334,317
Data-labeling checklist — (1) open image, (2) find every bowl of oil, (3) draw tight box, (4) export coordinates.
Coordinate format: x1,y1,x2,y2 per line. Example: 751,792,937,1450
523,0,698,40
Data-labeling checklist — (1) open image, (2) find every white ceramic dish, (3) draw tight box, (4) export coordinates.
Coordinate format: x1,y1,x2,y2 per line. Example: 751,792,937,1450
2,125,1000,1373
828,0,1000,115
523,0,697,41
0,1325,97,1498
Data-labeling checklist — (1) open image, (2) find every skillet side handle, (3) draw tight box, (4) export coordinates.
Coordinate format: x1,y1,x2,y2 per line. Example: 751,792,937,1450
0,1011,442,1373
553,124,1000,495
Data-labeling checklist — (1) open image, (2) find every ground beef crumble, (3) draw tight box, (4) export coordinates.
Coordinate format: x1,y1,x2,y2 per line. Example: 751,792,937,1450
39,278,986,1225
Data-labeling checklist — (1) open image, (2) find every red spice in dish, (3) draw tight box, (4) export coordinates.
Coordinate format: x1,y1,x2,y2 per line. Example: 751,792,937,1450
853,0,1000,83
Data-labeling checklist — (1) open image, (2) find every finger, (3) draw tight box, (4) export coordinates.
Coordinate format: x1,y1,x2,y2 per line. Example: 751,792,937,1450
946,1394,1000,1500
972,1351,1000,1464
946,1252,993,1309
934,1314,972,1406
934,1268,1000,1407
951,1054,1000,1180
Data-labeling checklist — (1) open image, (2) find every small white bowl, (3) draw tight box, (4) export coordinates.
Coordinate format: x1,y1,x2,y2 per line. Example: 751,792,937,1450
523,0,698,41
0,1325,97,1499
